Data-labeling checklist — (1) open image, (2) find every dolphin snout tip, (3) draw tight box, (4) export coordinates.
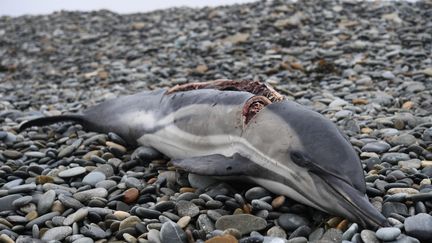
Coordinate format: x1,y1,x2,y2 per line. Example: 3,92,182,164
325,175,388,229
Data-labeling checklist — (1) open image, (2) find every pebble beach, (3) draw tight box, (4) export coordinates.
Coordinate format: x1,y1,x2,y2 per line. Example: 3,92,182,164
1,0,432,242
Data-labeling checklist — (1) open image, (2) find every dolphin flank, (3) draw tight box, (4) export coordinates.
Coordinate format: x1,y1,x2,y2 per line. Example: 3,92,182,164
20,80,387,228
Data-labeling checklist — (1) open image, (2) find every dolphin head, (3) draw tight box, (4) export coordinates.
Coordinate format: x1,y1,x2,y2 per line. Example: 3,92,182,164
244,100,387,228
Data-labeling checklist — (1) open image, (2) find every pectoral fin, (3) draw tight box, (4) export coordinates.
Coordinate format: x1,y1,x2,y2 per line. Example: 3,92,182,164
171,153,259,176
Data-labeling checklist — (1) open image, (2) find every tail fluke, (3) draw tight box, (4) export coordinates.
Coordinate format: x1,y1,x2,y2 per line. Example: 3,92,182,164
19,115,86,132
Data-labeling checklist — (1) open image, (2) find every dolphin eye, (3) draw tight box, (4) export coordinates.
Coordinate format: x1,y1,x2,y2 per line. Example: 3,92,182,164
291,151,309,167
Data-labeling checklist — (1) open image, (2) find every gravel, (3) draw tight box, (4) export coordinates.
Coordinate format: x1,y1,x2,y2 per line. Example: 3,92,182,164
1,0,432,242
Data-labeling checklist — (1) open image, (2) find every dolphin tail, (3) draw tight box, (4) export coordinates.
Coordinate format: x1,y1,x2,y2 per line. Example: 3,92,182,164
19,115,86,131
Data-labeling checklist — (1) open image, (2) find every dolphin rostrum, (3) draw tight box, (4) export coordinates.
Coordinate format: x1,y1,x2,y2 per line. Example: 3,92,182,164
20,80,387,228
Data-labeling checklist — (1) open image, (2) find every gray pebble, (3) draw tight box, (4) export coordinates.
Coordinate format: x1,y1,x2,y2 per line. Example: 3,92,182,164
63,208,89,225
38,189,56,214
215,214,266,235
176,200,200,218
73,188,108,202
160,220,187,243
0,194,23,211
375,227,401,241
82,171,106,186
41,226,72,241
58,167,86,178
404,213,432,242
277,213,309,231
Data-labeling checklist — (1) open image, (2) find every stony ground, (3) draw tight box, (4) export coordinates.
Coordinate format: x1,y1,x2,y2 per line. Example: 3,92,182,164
1,0,432,242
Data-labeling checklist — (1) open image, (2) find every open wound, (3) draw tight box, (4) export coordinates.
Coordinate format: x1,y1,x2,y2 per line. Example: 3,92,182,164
166,79,285,103
242,96,272,125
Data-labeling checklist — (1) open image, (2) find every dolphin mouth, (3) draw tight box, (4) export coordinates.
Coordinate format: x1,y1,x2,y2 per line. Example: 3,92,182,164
322,175,388,228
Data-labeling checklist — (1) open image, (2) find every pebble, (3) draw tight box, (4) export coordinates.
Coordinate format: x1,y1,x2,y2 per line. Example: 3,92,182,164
26,212,60,229
177,216,191,228
321,228,342,242
160,220,187,243
0,234,14,243
360,229,379,243
58,167,87,178
41,226,72,241
123,188,139,203
381,153,411,164
82,171,106,186
176,200,200,218
375,227,401,241
63,208,88,225
148,229,162,243
73,188,108,202
215,214,267,235
38,189,56,214
12,195,33,208
0,194,23,211
277,213,309,231
404,213,432,242
342,223,358,241
362,141,391,153
245,187,271,201
119,216,141,231
197,214,215,234
267,226,287,238
205,234,238,243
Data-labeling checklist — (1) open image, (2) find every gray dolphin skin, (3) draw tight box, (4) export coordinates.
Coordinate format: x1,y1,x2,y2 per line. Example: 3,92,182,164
20,80,387,228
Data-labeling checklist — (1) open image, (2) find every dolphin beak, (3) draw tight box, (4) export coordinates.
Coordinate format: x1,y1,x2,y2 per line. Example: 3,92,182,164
323,175,388,228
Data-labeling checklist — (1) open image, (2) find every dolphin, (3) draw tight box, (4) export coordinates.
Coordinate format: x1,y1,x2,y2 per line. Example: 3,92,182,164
20,80,387,228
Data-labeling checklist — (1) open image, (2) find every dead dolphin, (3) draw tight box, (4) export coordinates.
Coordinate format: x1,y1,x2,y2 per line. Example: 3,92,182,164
20,80,387,228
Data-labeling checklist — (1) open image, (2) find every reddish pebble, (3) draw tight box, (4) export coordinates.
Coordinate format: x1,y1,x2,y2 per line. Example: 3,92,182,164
205,234,238,243
124,188,139,203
